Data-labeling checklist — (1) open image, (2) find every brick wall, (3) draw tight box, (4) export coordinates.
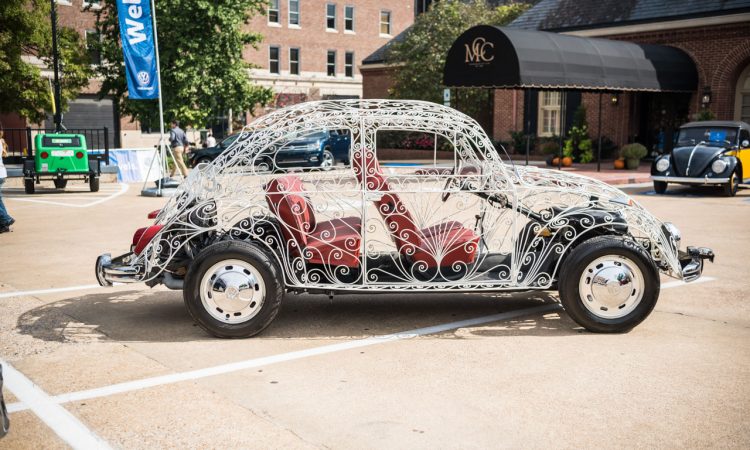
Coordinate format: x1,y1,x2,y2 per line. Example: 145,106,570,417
361,65,396,98
55,0,99,95
603,22,750,120
246,0,412,77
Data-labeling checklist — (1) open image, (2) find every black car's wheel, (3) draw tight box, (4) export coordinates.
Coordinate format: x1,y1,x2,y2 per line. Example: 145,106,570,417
255,156,274,173
54,179,68,189
558,236,660,333
89,176,100,192
24,178,35,194
653,180,668,194
320,149,335,170
195,156,213,167
184,241,283,338
723,168,739,197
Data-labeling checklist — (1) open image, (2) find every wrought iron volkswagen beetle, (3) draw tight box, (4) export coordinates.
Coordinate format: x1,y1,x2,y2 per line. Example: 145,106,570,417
96,100,713,338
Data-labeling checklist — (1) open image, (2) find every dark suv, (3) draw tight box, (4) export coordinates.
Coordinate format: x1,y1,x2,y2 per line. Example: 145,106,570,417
189,129,351,169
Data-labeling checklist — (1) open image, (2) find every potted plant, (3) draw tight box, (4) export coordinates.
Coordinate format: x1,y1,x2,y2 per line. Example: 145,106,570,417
562,139,574,167
619,143,647,170
613,158,625,170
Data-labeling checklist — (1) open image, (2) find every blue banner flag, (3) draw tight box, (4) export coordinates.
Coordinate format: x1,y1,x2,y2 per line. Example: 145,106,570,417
116,0,159,99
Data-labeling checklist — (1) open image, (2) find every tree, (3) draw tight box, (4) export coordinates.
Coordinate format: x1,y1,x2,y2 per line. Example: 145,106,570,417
385,1,529,119
0,0,91,123
91,0,274,129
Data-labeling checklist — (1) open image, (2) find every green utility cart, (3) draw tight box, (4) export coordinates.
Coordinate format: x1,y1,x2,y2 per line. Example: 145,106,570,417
23,133,102,194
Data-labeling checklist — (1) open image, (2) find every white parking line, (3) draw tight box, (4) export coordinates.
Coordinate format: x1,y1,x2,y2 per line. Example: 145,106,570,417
7,303,561,413
1,358,112,449
0,284,102,300
661,276,715,289
5,275,717,415
8,183,129,208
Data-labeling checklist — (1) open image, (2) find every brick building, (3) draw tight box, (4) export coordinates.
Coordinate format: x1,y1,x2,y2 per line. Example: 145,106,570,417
246,0,413,111
362,0,750,153
2,0,414,149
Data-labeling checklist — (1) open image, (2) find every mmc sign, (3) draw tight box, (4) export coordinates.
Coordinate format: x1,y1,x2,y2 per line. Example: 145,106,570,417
464,37,495,65
116,0,159,100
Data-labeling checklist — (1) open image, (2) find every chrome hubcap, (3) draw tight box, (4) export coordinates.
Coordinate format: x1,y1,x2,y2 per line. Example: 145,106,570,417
200,259,265,324
321,152,334,169
578,255,644,319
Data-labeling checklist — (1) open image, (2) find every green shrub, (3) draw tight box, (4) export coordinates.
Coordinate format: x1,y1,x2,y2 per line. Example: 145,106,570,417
579,139,593,163
509,130,536,154
620,143,647,160
563,139,574,158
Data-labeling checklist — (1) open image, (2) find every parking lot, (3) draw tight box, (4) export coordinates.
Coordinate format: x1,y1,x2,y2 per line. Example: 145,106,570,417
0,179,749,449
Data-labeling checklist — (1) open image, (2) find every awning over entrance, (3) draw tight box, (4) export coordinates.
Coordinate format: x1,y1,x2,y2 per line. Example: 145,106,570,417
443,26,698,92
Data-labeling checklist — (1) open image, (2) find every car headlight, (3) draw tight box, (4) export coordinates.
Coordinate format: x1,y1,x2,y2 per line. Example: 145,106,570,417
711,159,727,174
663,222,681,247
655,157,670,172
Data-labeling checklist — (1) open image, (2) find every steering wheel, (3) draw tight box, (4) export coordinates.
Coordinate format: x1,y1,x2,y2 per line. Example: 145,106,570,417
441,162,463,202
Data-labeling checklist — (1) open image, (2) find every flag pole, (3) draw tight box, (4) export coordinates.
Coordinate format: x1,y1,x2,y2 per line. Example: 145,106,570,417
140,0,167,196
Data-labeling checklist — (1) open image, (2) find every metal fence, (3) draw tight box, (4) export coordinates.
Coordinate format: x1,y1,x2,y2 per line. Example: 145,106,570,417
1,127,110,164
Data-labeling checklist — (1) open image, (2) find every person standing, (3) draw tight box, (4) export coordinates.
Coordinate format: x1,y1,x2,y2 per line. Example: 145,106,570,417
169,120,190,177
205,131,217,148
0,131,15,233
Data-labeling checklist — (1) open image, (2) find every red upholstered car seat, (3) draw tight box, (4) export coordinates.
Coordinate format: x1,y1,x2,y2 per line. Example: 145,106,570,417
265,175,361,267
352,148,479,269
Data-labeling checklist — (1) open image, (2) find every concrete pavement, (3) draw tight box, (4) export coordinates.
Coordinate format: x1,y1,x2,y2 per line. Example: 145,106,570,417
0,179,748,448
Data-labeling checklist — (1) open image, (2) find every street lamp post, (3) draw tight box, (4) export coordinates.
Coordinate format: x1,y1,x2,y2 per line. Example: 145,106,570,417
50,0,63,131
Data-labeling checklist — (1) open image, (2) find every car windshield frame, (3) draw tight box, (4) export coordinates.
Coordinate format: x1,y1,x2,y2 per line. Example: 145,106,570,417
676,126,739,147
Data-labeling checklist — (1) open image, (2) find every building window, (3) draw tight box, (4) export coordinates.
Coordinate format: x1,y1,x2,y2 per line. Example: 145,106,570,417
344,5,354,31
380,10,391,35
268,0,279,24
538,91,561,137
735,63,750,123
289,48,300,75
85,30,101,65
326,3,336,30
345,52,354,78
82,0,101,8
327,50,336,77
269,46,280,74
288,0,300,26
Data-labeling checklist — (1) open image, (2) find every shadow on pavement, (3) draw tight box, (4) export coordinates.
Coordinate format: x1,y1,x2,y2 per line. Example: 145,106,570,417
630,184,750,198
16,289,579,343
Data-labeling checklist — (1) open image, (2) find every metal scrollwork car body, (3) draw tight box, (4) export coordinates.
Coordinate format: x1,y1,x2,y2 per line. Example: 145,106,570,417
96,100,714,337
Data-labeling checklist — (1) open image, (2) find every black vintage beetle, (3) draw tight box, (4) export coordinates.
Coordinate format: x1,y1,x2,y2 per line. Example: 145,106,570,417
651,121,750,196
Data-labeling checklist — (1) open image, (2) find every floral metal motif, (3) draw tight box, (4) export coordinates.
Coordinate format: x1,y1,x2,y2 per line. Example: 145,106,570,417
132,100,683,292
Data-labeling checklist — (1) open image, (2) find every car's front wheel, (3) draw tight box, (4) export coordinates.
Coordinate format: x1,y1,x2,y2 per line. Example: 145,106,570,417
320,149,335,170
653,180,667,194
723,168,739,197
558,236,660,333
195,156,213,167
184,241,283,338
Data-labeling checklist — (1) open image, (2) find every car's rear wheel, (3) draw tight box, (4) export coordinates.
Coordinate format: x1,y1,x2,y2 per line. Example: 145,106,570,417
184,241,283,338
723,168,739,197
54,179,67,189
653,180,667,194
320,149,335,170
89,176,100,192
559,236,660,333
24,178,35,194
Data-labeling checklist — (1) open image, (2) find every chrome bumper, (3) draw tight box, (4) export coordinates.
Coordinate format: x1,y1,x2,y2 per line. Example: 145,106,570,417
95,253,142,286
651,175,729,185
678,246,715,282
